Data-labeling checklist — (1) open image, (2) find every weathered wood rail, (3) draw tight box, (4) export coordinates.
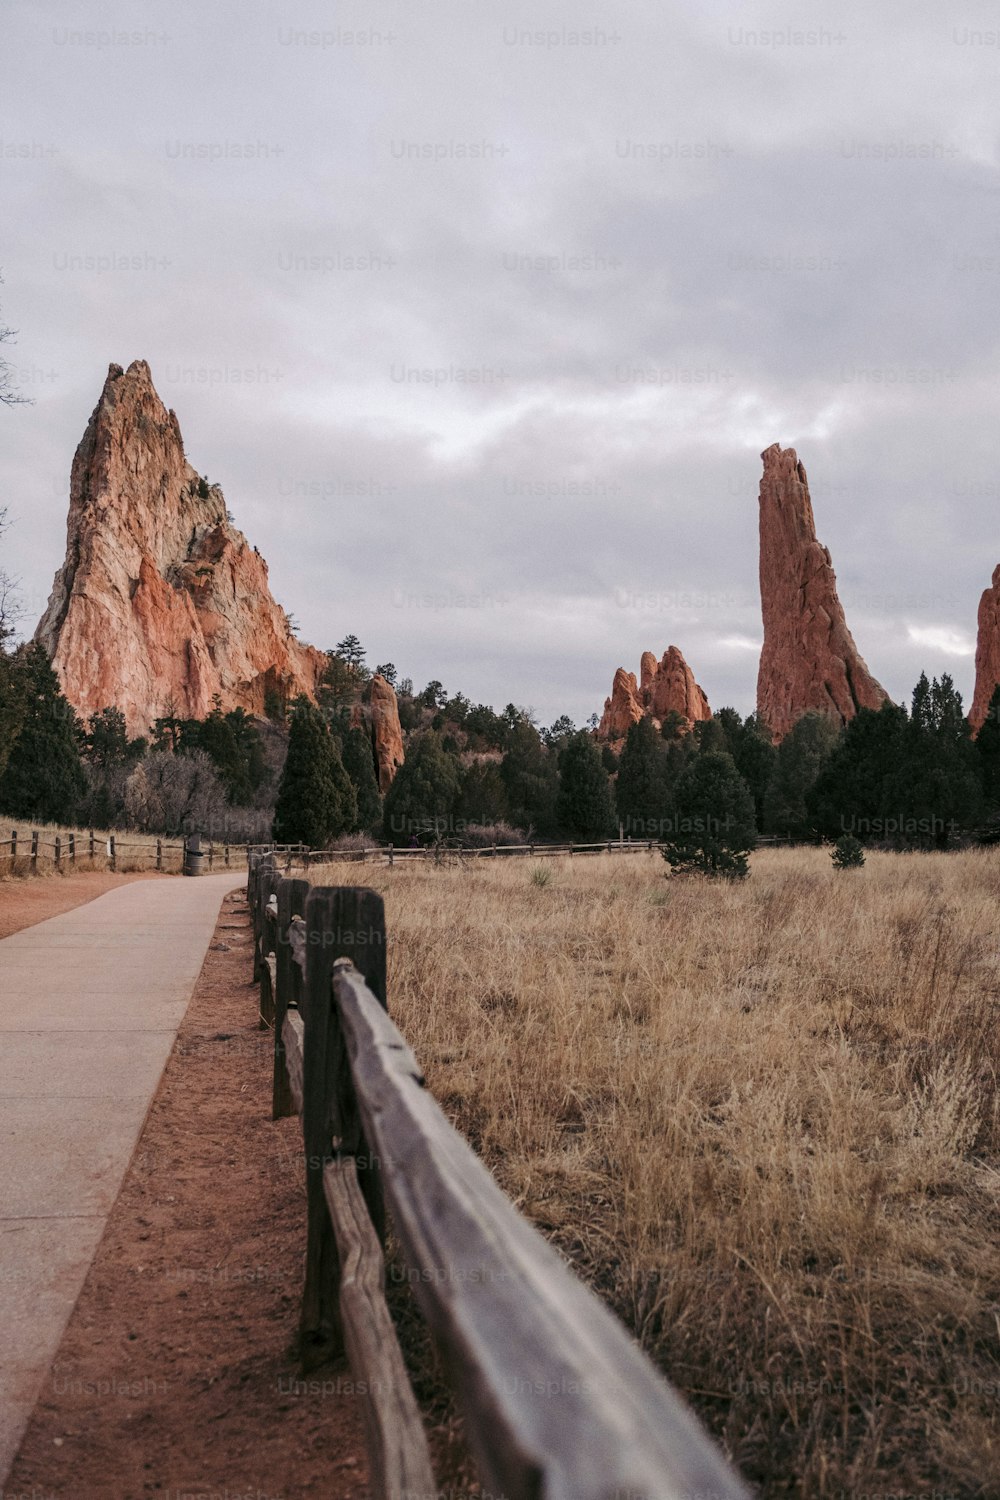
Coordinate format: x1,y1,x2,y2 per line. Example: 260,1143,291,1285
248,851,750,1500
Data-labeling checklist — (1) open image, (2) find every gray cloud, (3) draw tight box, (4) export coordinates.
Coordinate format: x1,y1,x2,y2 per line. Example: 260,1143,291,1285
2,0,998,727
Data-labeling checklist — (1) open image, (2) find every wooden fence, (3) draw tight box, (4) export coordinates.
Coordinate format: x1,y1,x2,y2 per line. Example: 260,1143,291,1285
247,850,750,1500
0,829,246,874
247,838,664,869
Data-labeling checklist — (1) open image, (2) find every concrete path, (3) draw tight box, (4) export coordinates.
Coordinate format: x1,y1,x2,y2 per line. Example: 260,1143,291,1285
0,871,243,1483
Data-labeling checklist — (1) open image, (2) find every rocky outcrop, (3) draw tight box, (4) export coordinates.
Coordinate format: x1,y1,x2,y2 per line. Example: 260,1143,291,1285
35,360,326,734
971,564,1000,734
360,673,405,791
756,443,887,742
597,646,711,740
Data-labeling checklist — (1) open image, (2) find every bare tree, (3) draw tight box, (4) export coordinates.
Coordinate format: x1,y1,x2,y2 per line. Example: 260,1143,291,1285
0,275,31,407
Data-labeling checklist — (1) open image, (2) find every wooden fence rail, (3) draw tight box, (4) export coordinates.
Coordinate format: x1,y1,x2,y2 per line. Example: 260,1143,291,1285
247,851,749,1500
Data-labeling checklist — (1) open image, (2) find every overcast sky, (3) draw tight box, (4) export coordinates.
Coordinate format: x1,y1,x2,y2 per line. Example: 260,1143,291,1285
2,0,999,728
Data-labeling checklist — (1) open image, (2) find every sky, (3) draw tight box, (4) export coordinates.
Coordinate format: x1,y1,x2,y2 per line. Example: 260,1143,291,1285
2,0,999,729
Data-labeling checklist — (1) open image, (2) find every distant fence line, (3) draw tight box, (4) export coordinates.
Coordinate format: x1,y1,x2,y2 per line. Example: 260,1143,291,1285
0,829,249,874
245,850,750,1500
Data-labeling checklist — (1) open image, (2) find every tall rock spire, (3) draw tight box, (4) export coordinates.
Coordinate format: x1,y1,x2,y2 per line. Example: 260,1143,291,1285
35,360,327,734
756,443,887,742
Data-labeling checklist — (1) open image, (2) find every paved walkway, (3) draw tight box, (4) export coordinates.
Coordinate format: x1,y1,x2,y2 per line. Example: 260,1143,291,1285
0,872,243,1483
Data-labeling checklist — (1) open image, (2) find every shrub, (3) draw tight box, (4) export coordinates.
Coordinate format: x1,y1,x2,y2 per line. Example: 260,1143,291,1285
831,833,866,869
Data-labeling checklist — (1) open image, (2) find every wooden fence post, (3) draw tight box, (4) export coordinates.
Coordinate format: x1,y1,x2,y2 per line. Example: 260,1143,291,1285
109,835,116,872
388,844,394,867
54,836,61,869
30,831,38,872
89,830,95,861
68,832,75,865
156,838,162,871
225,844,230,868
274,877,310,1120
300,885,387,1369
258,869,283,1029
10,830,16,864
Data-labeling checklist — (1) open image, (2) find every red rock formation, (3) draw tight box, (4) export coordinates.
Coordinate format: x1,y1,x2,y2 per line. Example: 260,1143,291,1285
597,646,710,740
756,443,887,742
360,673,405,792
35,360,326,734
971,564,1000,734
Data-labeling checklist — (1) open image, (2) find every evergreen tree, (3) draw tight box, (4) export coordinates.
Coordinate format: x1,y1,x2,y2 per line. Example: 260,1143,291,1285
0,643,85,822
338,726,382,831
456,759,509,828
764,712,841,839
884,674,982,846
273,698,357,847
0,646,26,781
615,717,671,839
808,702,909,842
382,732,461,843
556,731,615,841
662,750,756,878
500,717,559,836
726,712,777,829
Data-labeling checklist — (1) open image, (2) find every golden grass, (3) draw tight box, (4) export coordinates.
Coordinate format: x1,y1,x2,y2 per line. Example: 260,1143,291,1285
310,846,1000,1498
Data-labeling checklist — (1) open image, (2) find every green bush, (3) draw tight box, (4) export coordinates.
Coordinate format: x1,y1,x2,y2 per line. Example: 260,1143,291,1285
831,834,865,869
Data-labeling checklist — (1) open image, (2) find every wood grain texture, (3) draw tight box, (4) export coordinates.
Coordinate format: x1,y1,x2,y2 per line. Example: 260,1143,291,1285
323,1158,435,1500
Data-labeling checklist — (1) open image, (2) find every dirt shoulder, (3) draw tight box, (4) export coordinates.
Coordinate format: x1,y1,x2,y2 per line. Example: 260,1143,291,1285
6,888,371,1500
0,871,170,941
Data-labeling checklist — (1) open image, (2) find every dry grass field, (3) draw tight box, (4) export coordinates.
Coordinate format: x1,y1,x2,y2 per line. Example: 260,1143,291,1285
312,846,1000,1498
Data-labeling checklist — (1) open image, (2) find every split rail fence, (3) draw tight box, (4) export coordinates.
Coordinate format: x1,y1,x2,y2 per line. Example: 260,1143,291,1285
247,850,749,1500
0,829,252,874
246,838,664,869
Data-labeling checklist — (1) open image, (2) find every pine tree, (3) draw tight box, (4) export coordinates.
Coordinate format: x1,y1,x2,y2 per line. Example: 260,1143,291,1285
0,643,85,822
273,698,357,847
556,732,615,841
500,718,559,836
808,702,909,842
615,717,670,839
339,726,382,831
662,750,756,878
382,732,461,843
456,759,509,829
763,712,841,839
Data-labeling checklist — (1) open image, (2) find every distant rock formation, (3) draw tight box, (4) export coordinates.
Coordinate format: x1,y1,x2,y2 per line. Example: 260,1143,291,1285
35,360,326,735
360,673,405,791
756,443,887,742
597,645,711,740
971,564,1000,734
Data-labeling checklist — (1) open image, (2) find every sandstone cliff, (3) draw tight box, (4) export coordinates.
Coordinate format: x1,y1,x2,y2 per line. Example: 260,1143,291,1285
756,444,887,742
597,645,711,740
971,564,1000,734
35,360,326,735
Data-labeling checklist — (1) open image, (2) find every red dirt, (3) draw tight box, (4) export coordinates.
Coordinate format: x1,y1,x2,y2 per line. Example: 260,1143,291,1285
6,888,372,1499
0,870,169,941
